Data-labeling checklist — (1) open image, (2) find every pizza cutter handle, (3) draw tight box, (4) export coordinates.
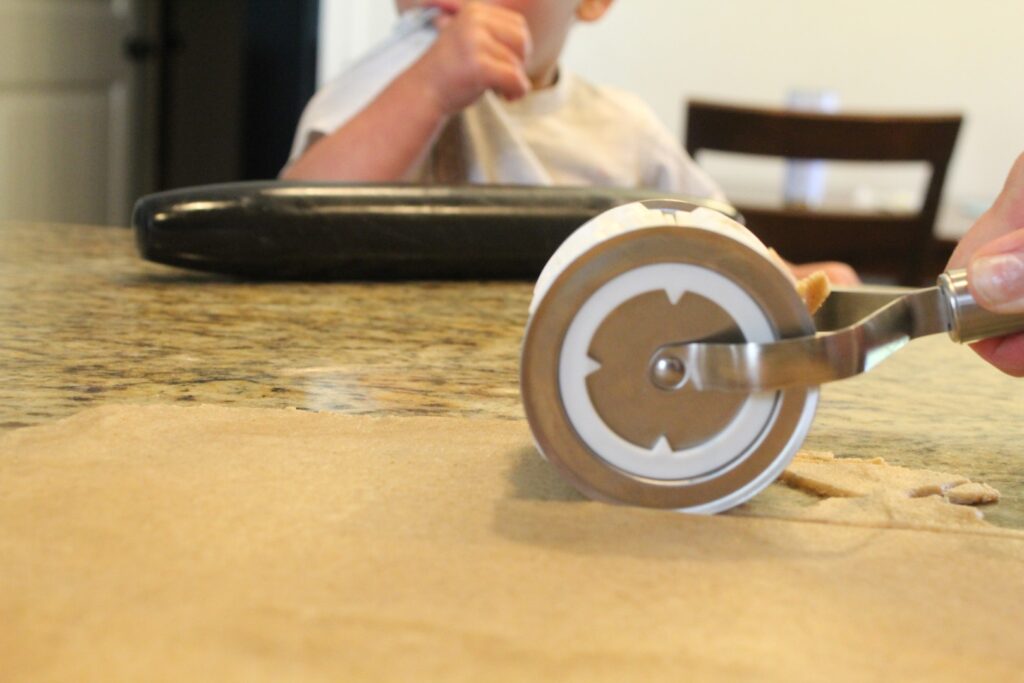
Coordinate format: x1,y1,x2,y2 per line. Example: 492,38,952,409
939,268,1024,343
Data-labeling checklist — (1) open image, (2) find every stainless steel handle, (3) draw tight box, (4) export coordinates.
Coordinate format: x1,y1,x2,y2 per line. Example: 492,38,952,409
939,268,1024,343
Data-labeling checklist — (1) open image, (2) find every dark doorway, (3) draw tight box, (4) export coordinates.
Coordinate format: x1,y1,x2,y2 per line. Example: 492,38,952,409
153,0,319,189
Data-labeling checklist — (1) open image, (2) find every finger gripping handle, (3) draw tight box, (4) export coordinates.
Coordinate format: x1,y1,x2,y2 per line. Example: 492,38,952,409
939,268,1024,343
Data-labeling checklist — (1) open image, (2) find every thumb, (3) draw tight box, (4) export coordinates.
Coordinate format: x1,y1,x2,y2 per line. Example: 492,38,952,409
968,227,1024,313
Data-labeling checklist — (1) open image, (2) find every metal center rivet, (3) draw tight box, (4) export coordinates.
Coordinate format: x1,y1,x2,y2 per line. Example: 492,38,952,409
650,354,688,391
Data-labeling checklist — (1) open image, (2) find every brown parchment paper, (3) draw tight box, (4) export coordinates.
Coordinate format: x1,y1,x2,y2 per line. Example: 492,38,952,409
1,404,1022,682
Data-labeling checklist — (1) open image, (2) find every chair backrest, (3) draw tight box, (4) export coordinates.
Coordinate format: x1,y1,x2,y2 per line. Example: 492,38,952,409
684,99,962,285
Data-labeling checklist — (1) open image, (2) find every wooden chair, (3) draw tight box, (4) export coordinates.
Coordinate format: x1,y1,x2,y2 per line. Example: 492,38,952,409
684,100,962,285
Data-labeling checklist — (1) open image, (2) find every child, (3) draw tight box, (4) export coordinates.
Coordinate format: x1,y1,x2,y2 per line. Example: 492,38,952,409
284,0,857,285
282,0,721,200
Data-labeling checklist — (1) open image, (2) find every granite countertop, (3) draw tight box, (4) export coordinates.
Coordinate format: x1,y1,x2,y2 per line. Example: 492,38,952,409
2,221,1021,527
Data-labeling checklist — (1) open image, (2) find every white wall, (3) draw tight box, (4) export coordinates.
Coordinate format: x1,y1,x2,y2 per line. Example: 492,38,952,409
320,0,1024,237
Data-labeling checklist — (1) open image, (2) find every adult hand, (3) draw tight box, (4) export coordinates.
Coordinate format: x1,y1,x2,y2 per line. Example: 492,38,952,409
947,152,1024,375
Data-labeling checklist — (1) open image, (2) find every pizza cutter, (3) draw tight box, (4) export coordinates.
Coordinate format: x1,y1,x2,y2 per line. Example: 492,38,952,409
520,200,1024,514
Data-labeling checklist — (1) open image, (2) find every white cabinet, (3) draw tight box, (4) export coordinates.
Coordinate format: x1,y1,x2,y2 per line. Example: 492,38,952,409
0,0,150,226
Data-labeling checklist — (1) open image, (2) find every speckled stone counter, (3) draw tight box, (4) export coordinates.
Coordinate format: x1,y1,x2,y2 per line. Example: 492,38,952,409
2,221,1022,527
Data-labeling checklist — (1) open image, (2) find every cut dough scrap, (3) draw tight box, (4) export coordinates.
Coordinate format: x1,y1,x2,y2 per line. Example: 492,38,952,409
762,452,1005,532
792,492,990,532
781,451,972,499
946,482,1001,505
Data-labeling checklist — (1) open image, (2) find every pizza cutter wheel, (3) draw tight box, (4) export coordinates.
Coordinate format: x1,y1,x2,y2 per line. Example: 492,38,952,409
521,200,1024,514
521,200,819,514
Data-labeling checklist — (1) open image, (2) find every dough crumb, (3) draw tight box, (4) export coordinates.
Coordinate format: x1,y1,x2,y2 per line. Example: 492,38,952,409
764,248,831,314
795,270,831,315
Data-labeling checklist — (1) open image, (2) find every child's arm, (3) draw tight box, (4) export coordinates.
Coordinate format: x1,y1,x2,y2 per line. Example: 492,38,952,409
282,3,532,182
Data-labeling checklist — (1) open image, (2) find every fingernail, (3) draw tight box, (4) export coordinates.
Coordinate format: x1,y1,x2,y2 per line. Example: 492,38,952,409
971,252,1024,310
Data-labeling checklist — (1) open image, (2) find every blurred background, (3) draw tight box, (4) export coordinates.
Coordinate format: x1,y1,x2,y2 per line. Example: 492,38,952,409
2,0,1022,240
0,0,318,227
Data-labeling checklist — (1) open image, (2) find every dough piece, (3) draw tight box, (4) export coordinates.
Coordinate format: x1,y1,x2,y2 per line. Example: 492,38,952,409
781,451,973,499
2,405,1024,682
946,482,1001,505
795,270,831,315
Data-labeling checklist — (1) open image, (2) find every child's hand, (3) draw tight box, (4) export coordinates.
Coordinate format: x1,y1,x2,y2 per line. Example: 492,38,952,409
396,0,463,19
411,2,532,115
947,152,1024,375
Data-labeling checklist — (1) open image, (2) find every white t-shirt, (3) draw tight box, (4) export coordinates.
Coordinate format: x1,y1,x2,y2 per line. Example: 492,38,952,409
288,10,723,200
